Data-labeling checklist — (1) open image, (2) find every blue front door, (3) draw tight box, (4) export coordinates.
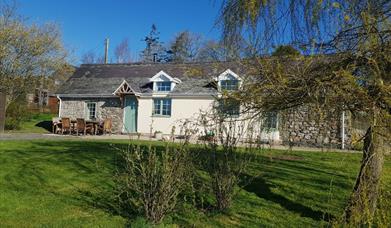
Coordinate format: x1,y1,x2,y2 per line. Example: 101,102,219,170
124,96,137,133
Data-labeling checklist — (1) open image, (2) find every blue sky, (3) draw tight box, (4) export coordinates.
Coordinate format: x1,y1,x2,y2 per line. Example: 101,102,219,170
19,0,222,65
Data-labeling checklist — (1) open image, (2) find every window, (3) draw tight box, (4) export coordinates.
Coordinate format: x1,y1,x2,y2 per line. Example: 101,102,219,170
218,98,240,117
220,79,239,91
263,112,278,129
153,99,172,116
156,81,171,92
86,102,96,120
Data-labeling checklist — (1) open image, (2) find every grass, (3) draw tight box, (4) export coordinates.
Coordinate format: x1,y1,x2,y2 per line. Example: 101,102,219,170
0,139,390,227
5,112,55,133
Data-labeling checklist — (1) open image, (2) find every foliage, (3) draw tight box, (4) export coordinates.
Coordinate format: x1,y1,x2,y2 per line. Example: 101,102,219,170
5,111,54,133
114,38,132,63
4,95,28,130
0,2,67,107
140,24,168,63
197,109,258,211
80,50,105,64
272,45,301,57
115,142,193,224
166,31,202,63
218,0,391,224
197,39,242,62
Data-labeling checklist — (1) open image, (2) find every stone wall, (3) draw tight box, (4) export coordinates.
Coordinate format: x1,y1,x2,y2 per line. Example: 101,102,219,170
279,106,352,148
60,97,123,133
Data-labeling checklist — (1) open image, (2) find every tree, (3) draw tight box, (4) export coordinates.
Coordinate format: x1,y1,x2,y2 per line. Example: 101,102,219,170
114,38,132,63
167,31,202,63
80,50,105,64
272,45,300,57
140,24,167,63
0,2,67,132
196,40,234,62
218,0,390,225
80,51,96,64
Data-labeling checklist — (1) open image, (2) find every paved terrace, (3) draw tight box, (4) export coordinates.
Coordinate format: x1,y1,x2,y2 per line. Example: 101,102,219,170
0,133,361,153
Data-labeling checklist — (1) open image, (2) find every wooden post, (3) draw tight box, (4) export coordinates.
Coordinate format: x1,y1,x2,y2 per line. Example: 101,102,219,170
0,92,6,133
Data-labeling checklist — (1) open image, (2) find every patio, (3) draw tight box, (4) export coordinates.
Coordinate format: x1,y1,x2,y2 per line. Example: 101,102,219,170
52,117,112,136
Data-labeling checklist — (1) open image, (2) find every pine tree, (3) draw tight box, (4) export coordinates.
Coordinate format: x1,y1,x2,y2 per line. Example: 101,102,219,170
140,24,167,63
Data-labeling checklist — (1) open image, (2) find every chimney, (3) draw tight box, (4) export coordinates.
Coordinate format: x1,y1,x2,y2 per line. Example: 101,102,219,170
153,53,157,63
104,38,109,64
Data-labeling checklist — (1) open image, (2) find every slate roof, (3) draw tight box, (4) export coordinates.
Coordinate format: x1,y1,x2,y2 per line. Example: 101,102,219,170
56,62,246,97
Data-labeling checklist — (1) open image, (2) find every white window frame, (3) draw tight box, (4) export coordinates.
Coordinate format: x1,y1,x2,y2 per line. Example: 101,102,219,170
85,102,97,120
218,98,240,118
215,69,242,92
220,79,239,91
152,98,172,117
150,70,181,93
155,81,172,92
262,111,278,131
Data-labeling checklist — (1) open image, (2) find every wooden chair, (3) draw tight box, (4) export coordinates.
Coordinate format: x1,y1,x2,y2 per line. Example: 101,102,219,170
76,118,94,135
52,117,61,134
98,118,112,135
61,117,72,134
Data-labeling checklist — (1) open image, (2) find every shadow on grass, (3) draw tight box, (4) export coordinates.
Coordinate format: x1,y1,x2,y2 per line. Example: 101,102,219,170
35,121,52,132
0,140,351,226
241,174,334,222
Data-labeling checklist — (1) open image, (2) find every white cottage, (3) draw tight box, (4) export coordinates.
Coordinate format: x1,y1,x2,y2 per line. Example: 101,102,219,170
56,62,350,148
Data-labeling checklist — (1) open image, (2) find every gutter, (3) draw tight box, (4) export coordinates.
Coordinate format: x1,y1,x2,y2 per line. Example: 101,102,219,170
57,95,62,117
57,93,215,99
141,93,214,99
56,94,118,98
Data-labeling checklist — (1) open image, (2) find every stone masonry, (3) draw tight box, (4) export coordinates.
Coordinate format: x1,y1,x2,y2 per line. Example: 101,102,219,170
279,106,352,148
60,97,123,133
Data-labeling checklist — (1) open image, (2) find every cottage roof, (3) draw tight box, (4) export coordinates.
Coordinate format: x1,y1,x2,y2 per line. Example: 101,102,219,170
56,61,246,97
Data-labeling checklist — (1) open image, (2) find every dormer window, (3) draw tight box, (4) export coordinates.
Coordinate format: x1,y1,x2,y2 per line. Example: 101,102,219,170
215,69,241,92
150,70,181,93
156,81,171,92
220,79,239,91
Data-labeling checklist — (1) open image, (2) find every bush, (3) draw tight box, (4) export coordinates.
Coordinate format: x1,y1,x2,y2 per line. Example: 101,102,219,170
5,98,29,130
198,111,256,211
115,143,193,224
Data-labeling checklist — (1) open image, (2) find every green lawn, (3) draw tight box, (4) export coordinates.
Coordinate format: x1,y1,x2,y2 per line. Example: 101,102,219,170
0,139,389,227
6,112,55,133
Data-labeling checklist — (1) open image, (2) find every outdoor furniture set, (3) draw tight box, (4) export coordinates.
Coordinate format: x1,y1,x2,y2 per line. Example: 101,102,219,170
52,117,112,135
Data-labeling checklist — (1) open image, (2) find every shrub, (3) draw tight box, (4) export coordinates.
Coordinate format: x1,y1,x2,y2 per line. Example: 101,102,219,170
115,143,192,224
5,98,29,130
205,139,253,211
198,111,256,211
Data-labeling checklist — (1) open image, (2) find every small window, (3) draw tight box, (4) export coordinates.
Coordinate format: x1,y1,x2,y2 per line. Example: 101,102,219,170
263,112,278,129
156,82,171,92
218,98,240,117
153,99,171,116
220,80,239,91
86,102,97,120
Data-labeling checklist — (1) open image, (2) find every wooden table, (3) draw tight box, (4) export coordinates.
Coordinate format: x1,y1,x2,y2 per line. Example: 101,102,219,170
66,119,101,135
86,120,100,135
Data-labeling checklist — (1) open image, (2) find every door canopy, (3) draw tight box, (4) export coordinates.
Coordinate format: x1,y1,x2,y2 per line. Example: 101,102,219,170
113,80,136,96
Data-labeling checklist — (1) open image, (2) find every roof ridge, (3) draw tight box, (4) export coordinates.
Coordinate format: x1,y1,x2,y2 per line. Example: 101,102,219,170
79,60,240,67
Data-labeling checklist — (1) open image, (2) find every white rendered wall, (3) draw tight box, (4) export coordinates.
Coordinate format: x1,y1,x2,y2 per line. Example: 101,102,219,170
136,97,214,134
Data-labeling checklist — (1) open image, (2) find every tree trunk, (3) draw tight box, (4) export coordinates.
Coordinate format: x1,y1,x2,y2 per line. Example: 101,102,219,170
343,110,386,225
0,92,6,133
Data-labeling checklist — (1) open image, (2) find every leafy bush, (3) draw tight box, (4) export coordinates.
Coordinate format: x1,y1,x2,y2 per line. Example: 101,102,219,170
5,98,29,130
115,143,193,224
198,111,256,211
